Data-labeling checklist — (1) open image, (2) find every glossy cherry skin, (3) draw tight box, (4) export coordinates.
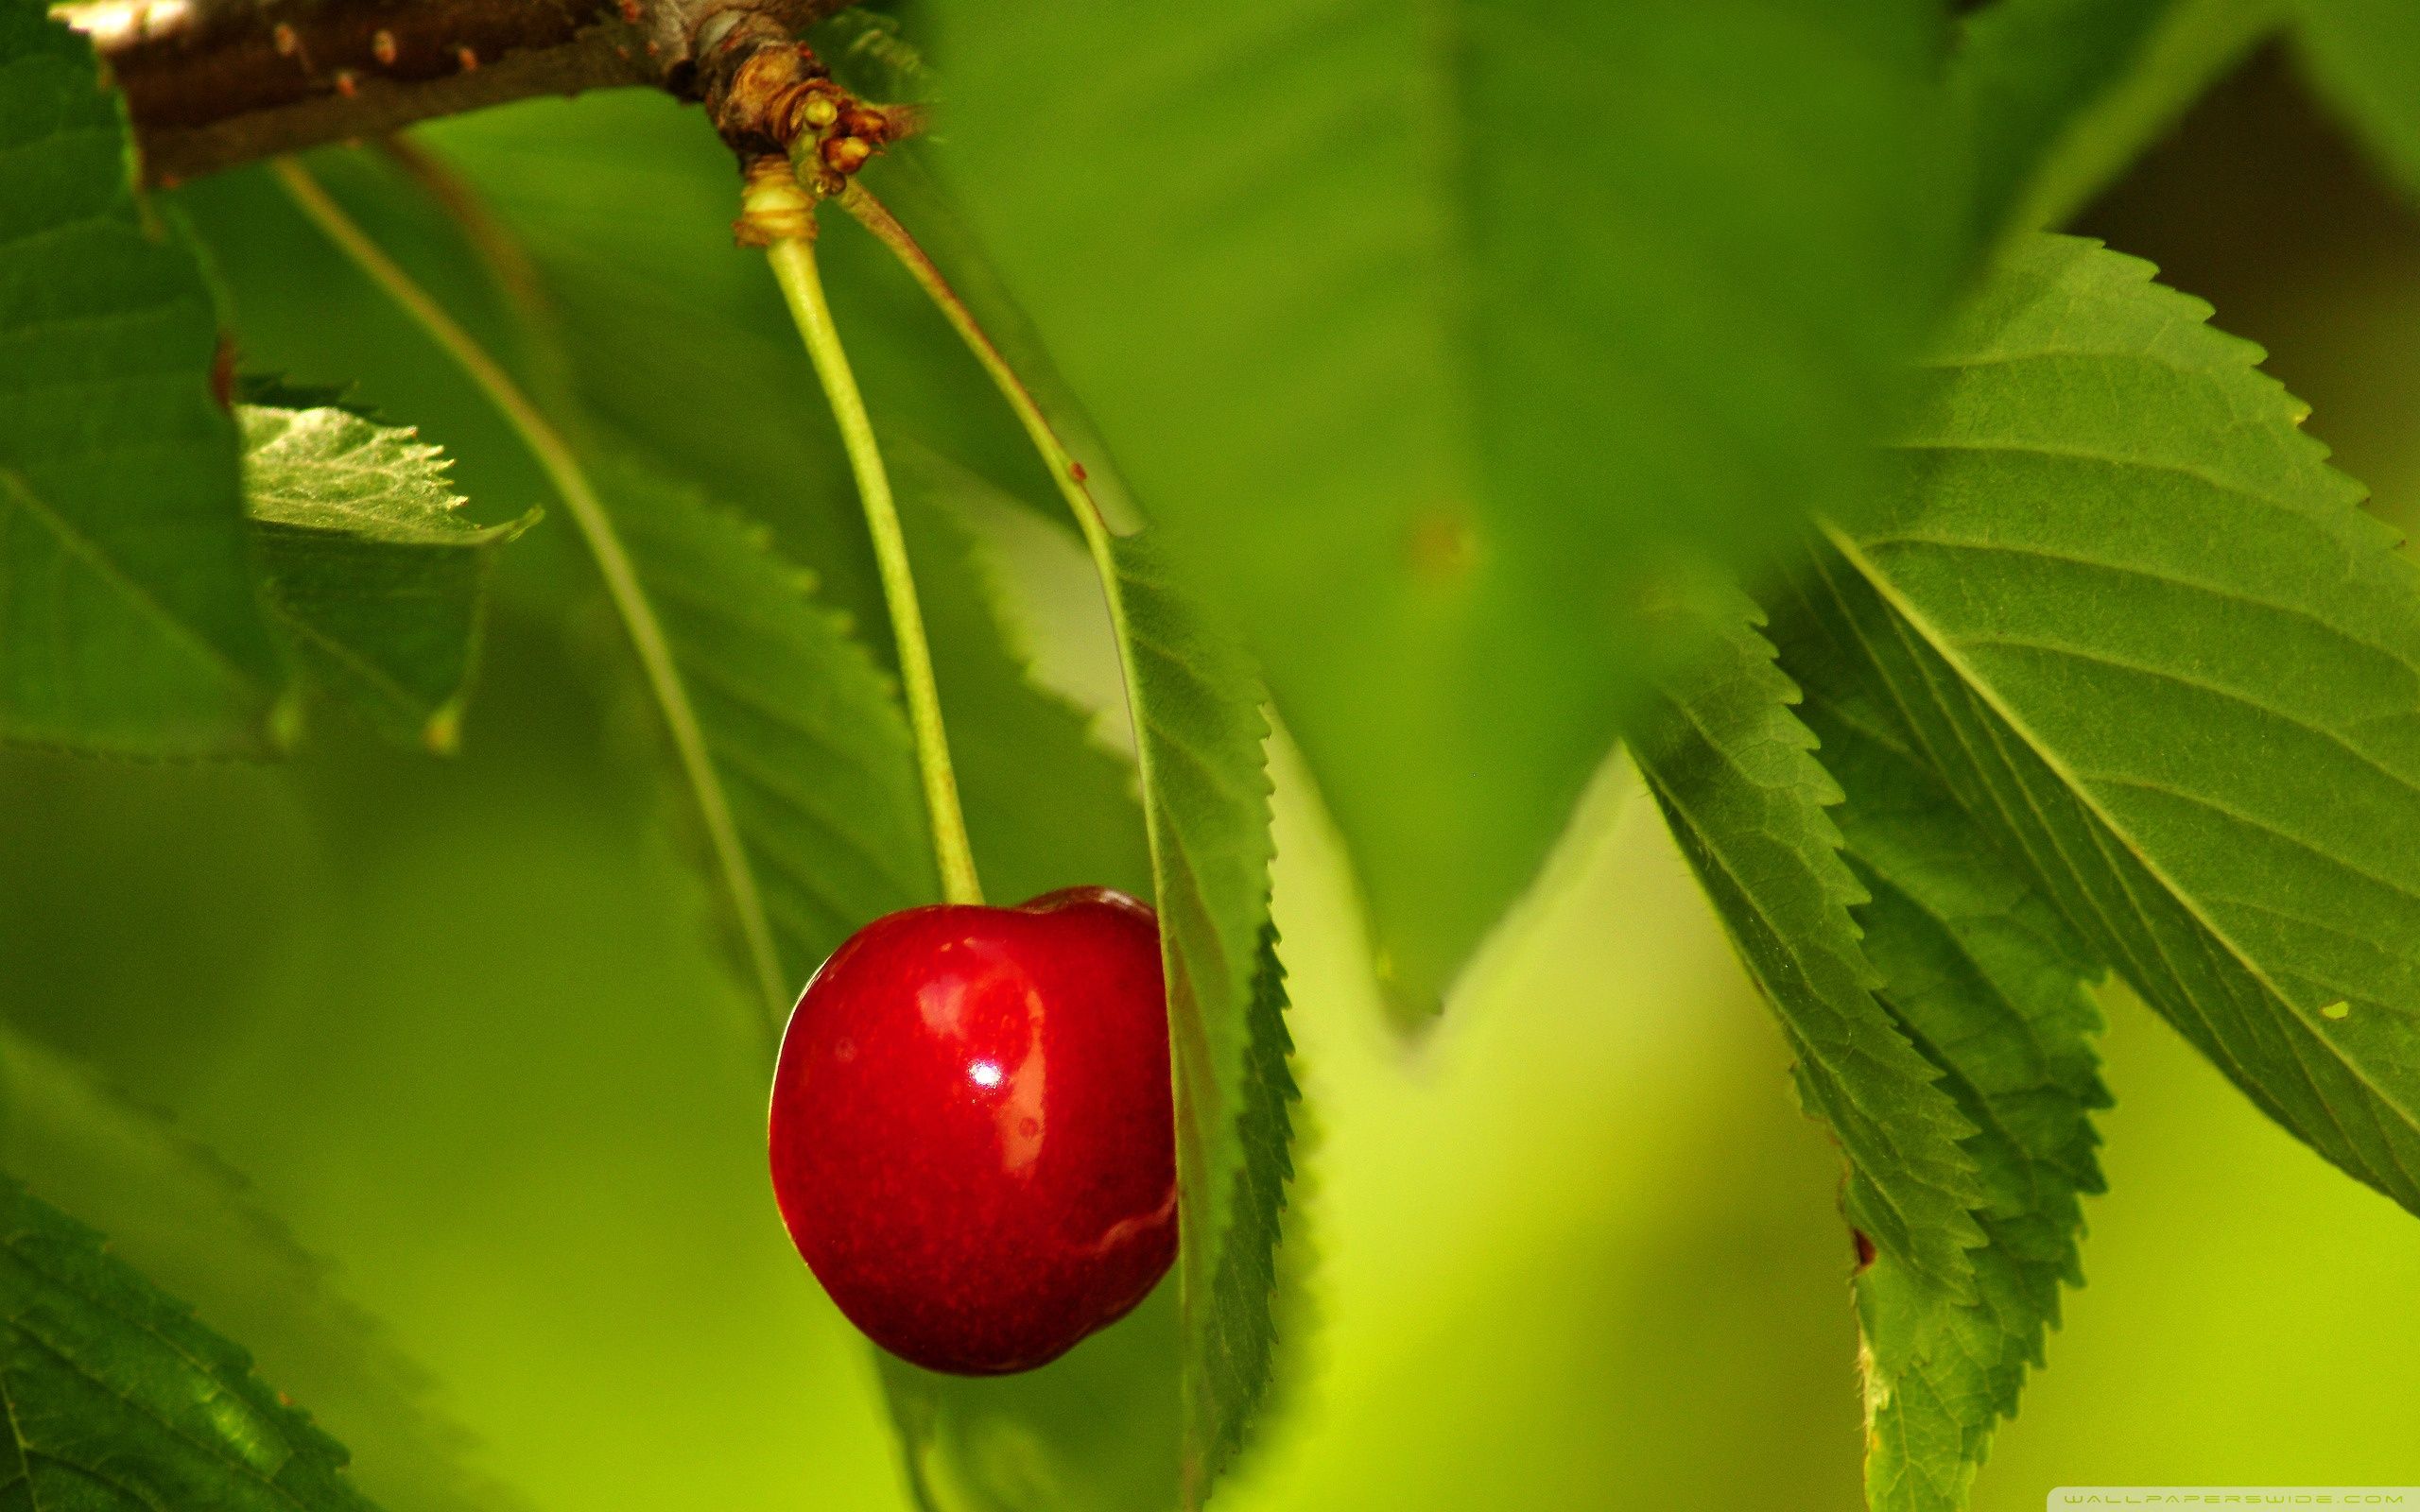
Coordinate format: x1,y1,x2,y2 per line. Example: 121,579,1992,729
768,886,1176,1375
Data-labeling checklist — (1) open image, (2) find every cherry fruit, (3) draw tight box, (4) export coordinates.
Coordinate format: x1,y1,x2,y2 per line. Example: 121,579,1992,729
768,886,1177,1375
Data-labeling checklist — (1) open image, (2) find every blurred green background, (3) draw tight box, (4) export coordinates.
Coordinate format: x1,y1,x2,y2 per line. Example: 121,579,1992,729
6,33,2420,1512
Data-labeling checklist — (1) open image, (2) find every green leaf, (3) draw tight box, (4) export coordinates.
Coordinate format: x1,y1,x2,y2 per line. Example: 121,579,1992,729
0,1175,381,1509
1098,530,1291,1504
0,1026,511,1512
241,404,529,753
600,451,933,1013
0,0,293,755
1193,921,1299,1486
1953,0,2284,247
915,0,1964,1009
1770,564,2110,1512
1632,595,1982,1288
1841,747,2109,1512
1820,232,2420,1225
2292,0,2420,202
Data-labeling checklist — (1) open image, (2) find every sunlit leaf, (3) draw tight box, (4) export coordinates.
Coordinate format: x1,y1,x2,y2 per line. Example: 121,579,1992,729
242,404,529,752
1770,562,2109,1512
1820,232,2420,1225
0,0,292,755
1633,594,1983,1288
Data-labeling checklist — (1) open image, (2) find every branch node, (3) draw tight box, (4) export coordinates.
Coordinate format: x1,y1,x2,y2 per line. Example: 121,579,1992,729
733,155,816,247
62,0,856,183
696,17,916,193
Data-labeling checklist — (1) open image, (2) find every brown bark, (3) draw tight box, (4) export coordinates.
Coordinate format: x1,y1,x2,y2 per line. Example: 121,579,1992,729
58,0,848,182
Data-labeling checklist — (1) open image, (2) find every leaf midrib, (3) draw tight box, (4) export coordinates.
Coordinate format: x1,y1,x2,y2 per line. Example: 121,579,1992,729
1819,519,2420,1151
0,1353,40,1512
1860,532,2411,672
1967,633,2420,809
1854,858,2093,1146
273,610,431,727
1886,436,2353,527
1806,537,2304,1131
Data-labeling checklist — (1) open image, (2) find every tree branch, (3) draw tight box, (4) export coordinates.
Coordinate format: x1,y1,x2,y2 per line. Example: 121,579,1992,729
59,0,849,182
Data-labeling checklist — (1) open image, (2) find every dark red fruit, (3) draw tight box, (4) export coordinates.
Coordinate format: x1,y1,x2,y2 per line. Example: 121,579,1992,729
768,886,1177,1375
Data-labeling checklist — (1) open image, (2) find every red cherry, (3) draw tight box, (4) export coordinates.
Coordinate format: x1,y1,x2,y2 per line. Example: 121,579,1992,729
768,886,1177,1375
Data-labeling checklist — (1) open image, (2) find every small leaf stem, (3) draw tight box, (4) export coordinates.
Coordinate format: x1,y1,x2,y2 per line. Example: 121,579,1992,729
272,156,792,1029
744,162,983,907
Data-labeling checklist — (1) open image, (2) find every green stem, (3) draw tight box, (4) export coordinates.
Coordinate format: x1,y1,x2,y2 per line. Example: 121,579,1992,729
272,156,793,1028
837,182,1122,571
747,166,983,907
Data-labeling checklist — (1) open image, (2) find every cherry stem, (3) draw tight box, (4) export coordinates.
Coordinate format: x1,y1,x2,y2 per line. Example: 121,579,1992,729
834,181,1122,568
273,156,796,1036
744,162,984,908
